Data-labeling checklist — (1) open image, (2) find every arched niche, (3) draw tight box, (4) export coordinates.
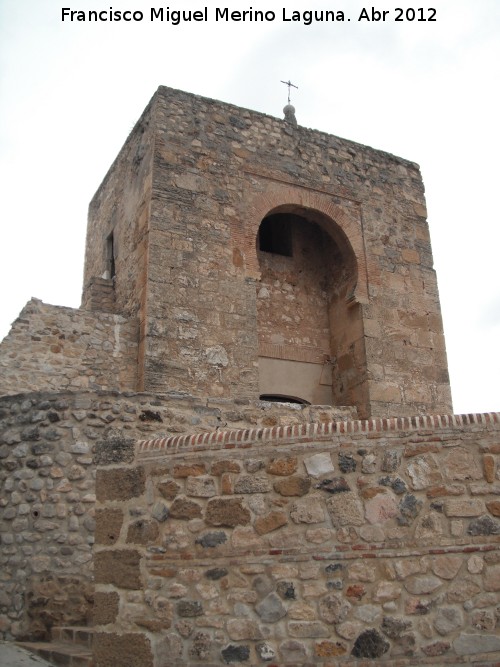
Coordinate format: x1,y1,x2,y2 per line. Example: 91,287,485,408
256,205,368,416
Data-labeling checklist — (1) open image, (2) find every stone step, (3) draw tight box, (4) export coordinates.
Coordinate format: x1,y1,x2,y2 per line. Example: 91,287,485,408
51,626,94,648
16,640,93,667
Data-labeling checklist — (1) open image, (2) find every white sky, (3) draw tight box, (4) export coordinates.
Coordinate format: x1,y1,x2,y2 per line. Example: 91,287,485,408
0,0,499,414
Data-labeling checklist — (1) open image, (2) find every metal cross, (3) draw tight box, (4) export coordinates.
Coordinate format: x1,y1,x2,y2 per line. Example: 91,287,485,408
281,80,298,105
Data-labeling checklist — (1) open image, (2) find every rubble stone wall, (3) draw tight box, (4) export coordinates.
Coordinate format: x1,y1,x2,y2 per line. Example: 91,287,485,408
94,412,500,666
0,389,353,639
0,299,139,397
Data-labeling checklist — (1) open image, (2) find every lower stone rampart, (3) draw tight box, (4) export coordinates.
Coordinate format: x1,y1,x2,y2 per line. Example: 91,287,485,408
94,413,500,666
0,389,354,640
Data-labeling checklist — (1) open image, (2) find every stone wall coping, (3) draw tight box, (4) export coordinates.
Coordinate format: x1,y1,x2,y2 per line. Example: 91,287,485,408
137,411,500,457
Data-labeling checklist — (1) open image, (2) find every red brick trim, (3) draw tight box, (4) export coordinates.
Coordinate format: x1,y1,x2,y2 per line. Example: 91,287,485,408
137,412,500,457
240,176,369,303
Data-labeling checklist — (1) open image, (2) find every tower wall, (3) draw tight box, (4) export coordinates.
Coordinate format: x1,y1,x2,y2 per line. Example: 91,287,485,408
81,86,452,417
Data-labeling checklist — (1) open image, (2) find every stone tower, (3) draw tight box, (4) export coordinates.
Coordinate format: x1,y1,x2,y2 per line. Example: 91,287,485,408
82,85,451,419
2,87,500,667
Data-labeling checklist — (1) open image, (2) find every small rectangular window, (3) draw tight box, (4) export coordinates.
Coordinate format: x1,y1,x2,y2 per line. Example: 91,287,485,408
259,216,293,256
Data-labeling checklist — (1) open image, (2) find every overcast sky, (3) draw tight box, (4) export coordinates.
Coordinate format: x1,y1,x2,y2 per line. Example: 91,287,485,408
0,0,499,414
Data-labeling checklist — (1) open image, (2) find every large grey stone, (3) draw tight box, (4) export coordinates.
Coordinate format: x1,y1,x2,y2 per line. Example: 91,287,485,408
255,592,287,623
279,640,307,662
404,575,442,595
454,633,500,655
434,607,463,636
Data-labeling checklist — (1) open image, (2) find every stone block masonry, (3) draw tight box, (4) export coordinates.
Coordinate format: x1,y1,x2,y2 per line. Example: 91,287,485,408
94,411,500,666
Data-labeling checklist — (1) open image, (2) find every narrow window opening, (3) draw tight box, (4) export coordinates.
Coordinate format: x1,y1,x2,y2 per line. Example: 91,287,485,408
106,232,116,280
259,215,293,256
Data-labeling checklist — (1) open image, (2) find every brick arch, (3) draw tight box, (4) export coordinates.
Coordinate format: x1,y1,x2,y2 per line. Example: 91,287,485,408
243,182,368,303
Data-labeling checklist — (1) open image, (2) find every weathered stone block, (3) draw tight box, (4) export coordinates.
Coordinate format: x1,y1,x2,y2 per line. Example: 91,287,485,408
157,480,180,499
304,453,334,477
288,621,329,638
96,467,145,502
234,475,270,494
404,575,442,595
94,436,135,465
195,531,227,548
326,492,364,527
205,498,251,527
406,455,442,490
211,459,241,475
274,475,311,497
254,511,288,535
276,581,296,600
173,463,206,478
279,639,307,661
186,475,216,497
151,501,168,522
221,644,250,663
93,591,119,625
443,498,485,517
188,631,212,660
467,514,500,535
483,454,496,483
95,549,141,589
484,564,500,592
431,555,462,580
434,607,463,636
314,640,347,657
365,490,398,524
351,629,390,659
354,605,382,623
422,641,451,657
442,448,482,481
318,593,350,624
170,497,202,520
290,496,325,524
255,592,287,623
487,500,500,516
381,449,400,472
266,457,298,476
177,600,203,617
227,618,263,640
255,642,275,661
316,477,350,493
454,633,500,656
156,632,182,661
93,632,153,667
126,519,159,545
446,577,481,603
373,581,400,603
95,508,123,546
205,568,228,580
381,616,411,639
